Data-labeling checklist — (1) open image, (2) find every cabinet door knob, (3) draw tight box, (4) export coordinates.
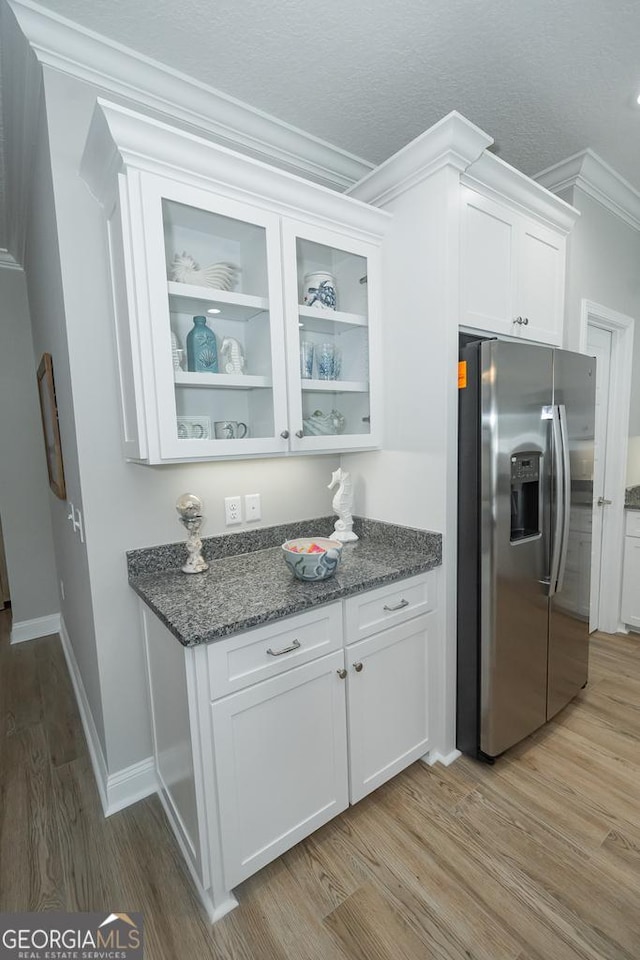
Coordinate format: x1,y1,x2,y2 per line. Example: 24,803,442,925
295,429,304,438
354,661,364,672
523,317,529,325
280,430,290,439
513,316,524,325
337,668,347,679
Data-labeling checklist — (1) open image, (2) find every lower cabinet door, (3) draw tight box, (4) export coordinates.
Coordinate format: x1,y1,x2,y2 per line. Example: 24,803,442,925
346,615,431,803
621,536,640,628
211,650,348,888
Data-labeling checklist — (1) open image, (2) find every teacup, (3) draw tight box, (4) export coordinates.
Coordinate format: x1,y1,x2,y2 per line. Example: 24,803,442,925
214,420,248,440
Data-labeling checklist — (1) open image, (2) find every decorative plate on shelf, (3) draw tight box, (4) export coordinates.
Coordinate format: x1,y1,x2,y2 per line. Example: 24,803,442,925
176,415,211,440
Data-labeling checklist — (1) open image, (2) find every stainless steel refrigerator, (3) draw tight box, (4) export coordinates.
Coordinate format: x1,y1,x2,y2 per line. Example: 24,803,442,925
457,337,596,760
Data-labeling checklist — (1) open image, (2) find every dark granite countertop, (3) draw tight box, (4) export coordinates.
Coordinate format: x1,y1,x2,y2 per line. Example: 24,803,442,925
625,486,640,511
128,517,442,647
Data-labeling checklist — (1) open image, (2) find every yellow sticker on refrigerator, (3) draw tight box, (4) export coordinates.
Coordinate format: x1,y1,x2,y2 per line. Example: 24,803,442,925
458,361,468,389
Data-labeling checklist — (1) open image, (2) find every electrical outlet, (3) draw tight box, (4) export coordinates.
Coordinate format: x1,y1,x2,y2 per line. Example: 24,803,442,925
245,493,261,522
224,495,242,525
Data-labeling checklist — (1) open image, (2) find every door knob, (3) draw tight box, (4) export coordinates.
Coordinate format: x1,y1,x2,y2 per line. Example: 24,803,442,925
597,496,612,506
280,430,290,439
353,662,364,672
295,430,304,438
337,668,347,679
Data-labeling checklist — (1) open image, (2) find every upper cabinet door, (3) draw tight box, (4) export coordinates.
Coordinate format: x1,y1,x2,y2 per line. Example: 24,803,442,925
460,187,517,337
460,186,566,347
515,219,564,347
281,221,381,453
140,176,290,462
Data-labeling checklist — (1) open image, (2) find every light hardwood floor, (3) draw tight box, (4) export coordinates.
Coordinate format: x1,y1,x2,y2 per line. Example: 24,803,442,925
1,608,639,959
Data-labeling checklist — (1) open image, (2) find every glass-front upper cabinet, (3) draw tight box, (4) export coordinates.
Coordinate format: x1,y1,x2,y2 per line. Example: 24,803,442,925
282,222,381,453
142,177,290,460
81,100,388,464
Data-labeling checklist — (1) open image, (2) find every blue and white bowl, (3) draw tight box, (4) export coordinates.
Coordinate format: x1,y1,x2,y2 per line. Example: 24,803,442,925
282,537,343,581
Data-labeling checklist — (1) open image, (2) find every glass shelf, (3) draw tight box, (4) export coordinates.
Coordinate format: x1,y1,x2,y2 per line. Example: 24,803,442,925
301,379,369,393
168,282,268,321
174,372,272,389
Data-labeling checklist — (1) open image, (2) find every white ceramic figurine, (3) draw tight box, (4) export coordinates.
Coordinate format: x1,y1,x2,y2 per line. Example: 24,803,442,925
328,467,358,542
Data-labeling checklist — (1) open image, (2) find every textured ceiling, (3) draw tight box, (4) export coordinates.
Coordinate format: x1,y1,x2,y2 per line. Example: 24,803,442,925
3,0,640,259
23,0,640,187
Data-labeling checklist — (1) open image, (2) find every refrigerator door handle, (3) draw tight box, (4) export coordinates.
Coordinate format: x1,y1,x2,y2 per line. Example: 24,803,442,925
548,405,564,597
556,403,572,592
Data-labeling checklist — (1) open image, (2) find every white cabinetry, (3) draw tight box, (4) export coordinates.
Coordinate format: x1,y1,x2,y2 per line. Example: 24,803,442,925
460,155,576,346
141,570,437,921
621,511,640,630
81,101,386,463
212,650,349,888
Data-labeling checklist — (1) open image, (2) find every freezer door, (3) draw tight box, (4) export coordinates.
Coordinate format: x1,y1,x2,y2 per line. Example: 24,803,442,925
479,340,553,757
548,349,596,718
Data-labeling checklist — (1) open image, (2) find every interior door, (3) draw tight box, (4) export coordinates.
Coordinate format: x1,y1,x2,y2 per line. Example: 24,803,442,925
586,325,612,632
548,349,596,719
480,340,553,757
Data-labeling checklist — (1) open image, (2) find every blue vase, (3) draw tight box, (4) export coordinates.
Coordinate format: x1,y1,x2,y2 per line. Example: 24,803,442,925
186,316,218,373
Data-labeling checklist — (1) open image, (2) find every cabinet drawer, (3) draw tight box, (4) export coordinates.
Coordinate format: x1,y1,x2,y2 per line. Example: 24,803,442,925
207,602,343,698
344,573,435,644
625,511,640,538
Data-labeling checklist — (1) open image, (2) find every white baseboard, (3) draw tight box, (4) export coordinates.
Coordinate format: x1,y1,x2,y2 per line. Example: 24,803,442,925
58,617,159,818
106,757,157,817
10,612,61,644
424,748,461,767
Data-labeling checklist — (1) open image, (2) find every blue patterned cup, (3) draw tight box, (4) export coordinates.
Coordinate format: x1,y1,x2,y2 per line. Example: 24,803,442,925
282,538,343,581
300,341,314,379
317,343,340,380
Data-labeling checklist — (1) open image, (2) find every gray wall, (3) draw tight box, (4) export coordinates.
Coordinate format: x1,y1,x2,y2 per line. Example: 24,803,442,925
24,89,108,754
561,187,640,482
0,265,59,625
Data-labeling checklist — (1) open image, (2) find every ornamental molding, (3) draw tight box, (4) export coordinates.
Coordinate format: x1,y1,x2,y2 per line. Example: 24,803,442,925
462,151,579,235
348,111,493,207
7,0,373,194
535,149,640,234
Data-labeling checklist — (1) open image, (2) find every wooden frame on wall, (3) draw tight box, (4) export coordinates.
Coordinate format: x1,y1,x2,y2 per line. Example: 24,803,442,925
37,352,66,500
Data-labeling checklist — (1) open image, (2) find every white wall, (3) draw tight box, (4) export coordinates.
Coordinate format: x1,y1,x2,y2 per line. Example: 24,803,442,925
37,66,339,775
561,187,640,483
0,265,59,625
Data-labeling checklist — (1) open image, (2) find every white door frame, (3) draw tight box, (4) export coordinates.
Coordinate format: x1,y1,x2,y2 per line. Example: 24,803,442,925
579,299,635,633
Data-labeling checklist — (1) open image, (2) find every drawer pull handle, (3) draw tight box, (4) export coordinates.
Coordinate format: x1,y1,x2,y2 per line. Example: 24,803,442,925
337,668,347,679
267,639,301,656
354,661,364,672
383,599,409,612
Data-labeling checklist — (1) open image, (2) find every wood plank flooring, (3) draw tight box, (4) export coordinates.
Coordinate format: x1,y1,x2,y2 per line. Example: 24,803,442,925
1,608,639,958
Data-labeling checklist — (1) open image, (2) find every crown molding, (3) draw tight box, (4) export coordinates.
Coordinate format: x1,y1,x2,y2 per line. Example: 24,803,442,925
462,151,579,235
348,111,493,206
81,100,390,243
0,249,23,270
7,0,374,193
535,149,640,234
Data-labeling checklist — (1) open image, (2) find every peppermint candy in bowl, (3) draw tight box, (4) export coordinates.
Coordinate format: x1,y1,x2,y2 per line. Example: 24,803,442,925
282,537,343,581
